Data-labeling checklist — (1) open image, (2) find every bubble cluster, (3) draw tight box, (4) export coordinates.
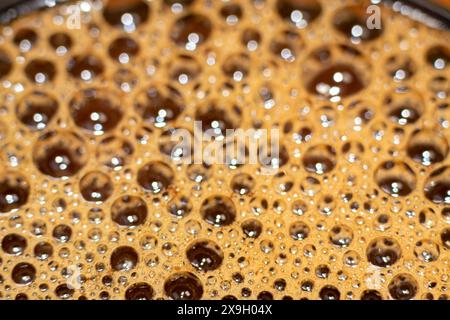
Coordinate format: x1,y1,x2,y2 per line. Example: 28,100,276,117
0,0,449,300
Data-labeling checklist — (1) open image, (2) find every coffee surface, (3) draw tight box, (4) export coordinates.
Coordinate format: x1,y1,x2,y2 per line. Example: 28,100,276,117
0,0,449,300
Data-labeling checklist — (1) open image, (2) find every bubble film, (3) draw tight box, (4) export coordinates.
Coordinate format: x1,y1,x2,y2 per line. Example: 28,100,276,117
0,0,449,300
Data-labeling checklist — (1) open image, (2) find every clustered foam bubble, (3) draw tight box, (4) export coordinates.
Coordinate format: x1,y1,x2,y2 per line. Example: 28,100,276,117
0,0,449,300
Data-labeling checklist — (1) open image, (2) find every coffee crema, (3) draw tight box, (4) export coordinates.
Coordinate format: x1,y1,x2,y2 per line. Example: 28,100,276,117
0,0,449,300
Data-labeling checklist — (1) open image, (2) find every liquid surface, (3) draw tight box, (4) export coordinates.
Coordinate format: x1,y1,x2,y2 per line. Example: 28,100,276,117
0,0,449,300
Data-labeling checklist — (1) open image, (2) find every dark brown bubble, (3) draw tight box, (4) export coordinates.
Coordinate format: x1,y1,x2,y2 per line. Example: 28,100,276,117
361,290,383,300
375,213,392,230
111,195,147,227
0,172,30,213
49,32,72,51
241,287,252,298
232,272,244,283
113,68,138,91
426,45,449,70
52,224,72,243
16,91,58,130
0,49,12,78
24,59,56,83
388,273,418,300
171,13,212,49
315,105,337,127
97,135,134,169
55,284,75,299
241,28,261,50
30,220,47,237
289,221,310,240
39,284,49,293
11,262,36,285
319,285,340,300
67,54,105,80
34,241,53,260
108,36,140,62
168,54,202,84
33,131,88,178
195,101,241,136
158,127,193,161
318,194,335,215
100,291,110,300
328,224,353,247
414,239,440,263
349,100,375,126
270,33,298,62
257,291,274,300
407,129,448,166
302,144,337,175
441,208,450,223
385,55,416,81
164,0,195,6
424,166,450,204
102,276,113,287
164,272,203,300
299,176,321,197
220,3,243,23
69,88,123,135
385,88,423,125
338,43,364,57
222,53,250,81
436,101,450,129
15,293,28,300
125,283,154,300
333,5,383,42
13,28,37,49
374,161,416,197
3,0,449,300
276,0,322,25
137,161,174,193
1,233,27,255
249,197,269,215
167,194,192,218
241,218,263,238
292,126,312,143
307,64,365,99
259,143,290,170
200,195,236,227
366,237,402,267
110,246,139,271
186,239,224,271
315,265,330,279
102,0,150,28
231,173,255,195
341,141,365,162
274,278,287,291
311,46,332,63
79,171,113,202
282,120,293,134
301,280,314,292
429,75,449,97
186,163,211,183
134,86,184,127
441,228,450,249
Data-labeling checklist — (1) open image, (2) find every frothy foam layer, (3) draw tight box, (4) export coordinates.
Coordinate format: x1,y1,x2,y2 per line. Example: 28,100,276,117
0,0,449,300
